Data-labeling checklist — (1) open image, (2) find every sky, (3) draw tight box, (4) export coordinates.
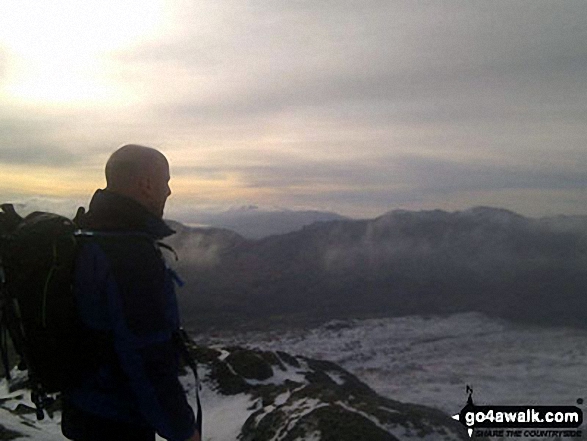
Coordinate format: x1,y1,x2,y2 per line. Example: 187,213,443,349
0,0,586,220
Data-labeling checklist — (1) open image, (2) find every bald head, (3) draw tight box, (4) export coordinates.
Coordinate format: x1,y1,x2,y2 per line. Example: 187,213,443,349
105,144,171,217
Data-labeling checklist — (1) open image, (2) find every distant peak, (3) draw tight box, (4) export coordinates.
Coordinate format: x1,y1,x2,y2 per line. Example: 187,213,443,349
464,206,526,221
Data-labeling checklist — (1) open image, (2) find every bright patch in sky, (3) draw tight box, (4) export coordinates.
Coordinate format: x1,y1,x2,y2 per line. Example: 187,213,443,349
0,1,585,217
0,0,166,105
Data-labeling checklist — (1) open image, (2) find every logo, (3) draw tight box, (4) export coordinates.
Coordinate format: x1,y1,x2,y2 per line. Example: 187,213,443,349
452,386,583,438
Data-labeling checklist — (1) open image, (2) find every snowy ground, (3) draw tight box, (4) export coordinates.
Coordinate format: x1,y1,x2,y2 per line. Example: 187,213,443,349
0,367,254,441
1,312,585,440
199,312,587,417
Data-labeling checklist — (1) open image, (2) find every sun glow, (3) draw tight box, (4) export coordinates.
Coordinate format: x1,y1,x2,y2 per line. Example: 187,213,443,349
0,0,167,106
0,164,99,197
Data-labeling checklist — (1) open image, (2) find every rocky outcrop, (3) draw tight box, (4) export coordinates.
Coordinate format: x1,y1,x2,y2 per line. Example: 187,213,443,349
0,344,477,440
189,344,474,440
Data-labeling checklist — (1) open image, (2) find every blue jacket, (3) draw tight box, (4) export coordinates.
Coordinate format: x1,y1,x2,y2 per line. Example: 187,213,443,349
66,189,197,441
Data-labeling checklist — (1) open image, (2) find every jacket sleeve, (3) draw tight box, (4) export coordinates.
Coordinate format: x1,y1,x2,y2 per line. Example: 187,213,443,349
102,240,197,441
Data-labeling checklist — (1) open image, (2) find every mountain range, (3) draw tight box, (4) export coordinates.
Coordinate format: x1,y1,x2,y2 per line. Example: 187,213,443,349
172,205,348,239
165,206,587,332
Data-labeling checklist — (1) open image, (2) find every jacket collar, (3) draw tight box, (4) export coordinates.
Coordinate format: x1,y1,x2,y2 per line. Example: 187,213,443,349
80,189,175,239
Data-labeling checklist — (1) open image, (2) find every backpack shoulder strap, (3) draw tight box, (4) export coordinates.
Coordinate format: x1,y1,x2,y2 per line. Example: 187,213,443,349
0,204,23,234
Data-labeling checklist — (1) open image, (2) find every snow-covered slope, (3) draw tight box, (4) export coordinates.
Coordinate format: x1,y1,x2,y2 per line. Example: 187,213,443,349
0,344,469,440
2,313,584,440
202,312,587,422
190,345,469,440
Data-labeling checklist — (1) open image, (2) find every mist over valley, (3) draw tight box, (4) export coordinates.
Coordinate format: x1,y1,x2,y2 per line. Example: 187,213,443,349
165,206,587,333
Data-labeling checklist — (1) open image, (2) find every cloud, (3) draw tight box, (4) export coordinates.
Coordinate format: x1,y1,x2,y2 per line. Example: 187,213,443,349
172,165,230,180
395,155,587,193
0,110,128,170
1,1,586,218
0,114,88,167
116,0,586,127
0,144,82,167
166,149,586,218
173,149,586,194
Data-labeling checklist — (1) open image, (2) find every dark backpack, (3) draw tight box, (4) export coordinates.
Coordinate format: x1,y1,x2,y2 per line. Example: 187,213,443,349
0,204,202,428
0,204,88,419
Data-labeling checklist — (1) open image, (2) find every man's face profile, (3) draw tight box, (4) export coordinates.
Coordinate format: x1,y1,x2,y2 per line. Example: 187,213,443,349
143,157,172,218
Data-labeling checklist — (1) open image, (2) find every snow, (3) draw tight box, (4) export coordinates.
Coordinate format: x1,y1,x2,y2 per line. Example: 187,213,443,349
192,389,253,441
2,312,585,440
274,391,291,406
0,365,258,441
0,372,63,439
299,431,321,441
243,360,307,386
335,400,392,432
324,370,345,386
0,408,63,440
265,398,329,441
181,366,256,441
203,312,587,417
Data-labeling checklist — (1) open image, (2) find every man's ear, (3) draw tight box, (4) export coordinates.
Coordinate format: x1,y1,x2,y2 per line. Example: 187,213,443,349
138,174,151,191
136,175,153,201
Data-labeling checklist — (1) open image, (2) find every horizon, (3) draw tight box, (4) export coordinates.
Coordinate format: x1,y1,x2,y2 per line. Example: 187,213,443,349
4,197,585,227
1,1,586,219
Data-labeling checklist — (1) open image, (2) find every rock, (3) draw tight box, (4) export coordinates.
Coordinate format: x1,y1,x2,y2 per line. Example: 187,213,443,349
0,344,479,440
225,349,274,381
187,343,475,440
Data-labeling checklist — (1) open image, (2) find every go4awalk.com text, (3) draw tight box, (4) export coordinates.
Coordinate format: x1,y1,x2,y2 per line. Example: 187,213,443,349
453,386,583,438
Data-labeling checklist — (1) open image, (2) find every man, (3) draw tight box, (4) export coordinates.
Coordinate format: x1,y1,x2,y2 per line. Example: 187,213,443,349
61,145,200,441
